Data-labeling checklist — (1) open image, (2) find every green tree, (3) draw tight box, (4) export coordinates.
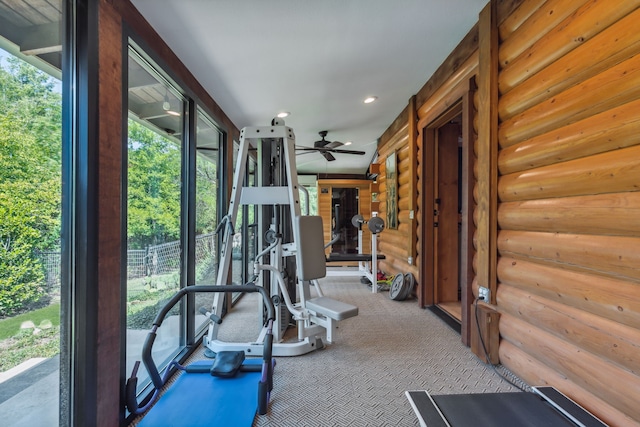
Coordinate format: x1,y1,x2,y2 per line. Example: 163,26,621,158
195,155,218,235
127,120,182,249
0,57,61,316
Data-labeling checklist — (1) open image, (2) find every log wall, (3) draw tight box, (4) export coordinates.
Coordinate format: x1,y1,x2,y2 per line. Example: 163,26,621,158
493,0,640,424
375,117,419,278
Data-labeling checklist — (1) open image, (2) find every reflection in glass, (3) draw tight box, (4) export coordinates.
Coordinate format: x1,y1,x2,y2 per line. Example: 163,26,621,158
195,109,220,332
126,46,184,391
0,1,63,422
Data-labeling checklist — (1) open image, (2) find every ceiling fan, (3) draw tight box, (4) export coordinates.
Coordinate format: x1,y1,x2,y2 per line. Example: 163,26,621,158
296,130,366,161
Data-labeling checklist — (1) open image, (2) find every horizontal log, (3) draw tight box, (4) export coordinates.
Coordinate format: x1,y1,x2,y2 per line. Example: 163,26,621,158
378,253,406,272
397,141,411,159
498,284,640,375
498,0,584,69
379,232,410,250
498,144,640,202
498,192,640,237
498,0,545,41
499,53,640,147
499,8,640,121
499,340,637,427
398,171,413,187
497,230,640,282
379,257,418,277
398,198,410,213
498,98,640,173
497,256,640,329
498,0,640,94
380,134,409,157
500,312,640,421
379,110,409,149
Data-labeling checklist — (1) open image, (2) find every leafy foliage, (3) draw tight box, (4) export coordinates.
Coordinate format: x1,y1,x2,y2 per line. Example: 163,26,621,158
0,57,61,316
127,120,182,249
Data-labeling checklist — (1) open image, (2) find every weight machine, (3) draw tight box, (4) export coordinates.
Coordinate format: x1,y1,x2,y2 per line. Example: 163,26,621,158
203,119,358,357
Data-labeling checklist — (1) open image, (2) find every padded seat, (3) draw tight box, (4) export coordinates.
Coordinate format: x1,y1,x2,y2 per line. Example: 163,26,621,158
306,296,358,321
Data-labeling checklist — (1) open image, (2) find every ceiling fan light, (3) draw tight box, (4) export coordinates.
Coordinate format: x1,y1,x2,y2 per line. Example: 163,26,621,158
364,96,377,104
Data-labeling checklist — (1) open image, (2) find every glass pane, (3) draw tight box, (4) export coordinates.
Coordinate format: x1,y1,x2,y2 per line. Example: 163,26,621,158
331,188,359,254
126,46,184,392
195,109,220,332
0,4,63,422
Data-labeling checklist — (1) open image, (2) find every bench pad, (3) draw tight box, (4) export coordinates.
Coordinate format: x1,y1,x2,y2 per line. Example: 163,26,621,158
306,297,358,321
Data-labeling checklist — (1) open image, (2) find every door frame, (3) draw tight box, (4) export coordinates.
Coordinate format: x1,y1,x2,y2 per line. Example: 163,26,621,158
419,77,476,345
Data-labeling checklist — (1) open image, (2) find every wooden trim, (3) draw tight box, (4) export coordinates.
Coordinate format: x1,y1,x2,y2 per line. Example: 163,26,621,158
407,96,418,264
419,126,435,307
97,2,124,425
475,0,499,306
471,302,500,364
460,82,477,346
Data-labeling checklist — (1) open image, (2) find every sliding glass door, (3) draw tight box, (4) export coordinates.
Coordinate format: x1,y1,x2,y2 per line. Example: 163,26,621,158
126,45,185,391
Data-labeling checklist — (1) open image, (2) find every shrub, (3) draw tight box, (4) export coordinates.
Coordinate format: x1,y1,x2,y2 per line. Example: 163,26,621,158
0,240,46,317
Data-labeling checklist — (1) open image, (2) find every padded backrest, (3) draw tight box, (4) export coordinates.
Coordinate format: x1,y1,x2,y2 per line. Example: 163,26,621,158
294,215,327,281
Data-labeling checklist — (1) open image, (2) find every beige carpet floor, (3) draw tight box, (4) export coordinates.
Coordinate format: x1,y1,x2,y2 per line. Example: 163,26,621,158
216,274,524,426
133,274,526,426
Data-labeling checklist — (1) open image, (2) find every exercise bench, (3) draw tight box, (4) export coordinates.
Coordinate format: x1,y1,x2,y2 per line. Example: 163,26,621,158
294,215,358,343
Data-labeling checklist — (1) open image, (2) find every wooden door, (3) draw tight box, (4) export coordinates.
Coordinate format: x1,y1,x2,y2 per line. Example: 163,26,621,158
435,122,461,305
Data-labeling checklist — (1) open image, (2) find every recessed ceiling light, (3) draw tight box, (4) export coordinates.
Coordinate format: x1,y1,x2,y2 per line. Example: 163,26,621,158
345,141,352,146
277,111,290,118
364,96,377,104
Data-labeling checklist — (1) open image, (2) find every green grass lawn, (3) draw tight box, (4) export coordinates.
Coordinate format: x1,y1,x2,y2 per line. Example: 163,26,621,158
0,303,61,372
0,303,60,340
0,274,178,373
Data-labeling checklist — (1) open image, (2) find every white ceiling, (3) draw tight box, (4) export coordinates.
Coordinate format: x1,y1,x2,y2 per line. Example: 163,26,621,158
131,0,487,175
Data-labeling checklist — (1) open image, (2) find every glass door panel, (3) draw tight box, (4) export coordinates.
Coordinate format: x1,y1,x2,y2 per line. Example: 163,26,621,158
0,1,63,420
195,109,220,332
126,46,185,391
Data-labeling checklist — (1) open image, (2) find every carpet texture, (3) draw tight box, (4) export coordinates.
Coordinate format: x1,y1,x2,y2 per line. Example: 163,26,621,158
135,274,524,426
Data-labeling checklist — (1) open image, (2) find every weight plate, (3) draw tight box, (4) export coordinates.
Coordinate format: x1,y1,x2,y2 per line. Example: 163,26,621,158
389,273,405,300
351,214,365,228
400,272,415,300
264,229,277,244
368,217,385,234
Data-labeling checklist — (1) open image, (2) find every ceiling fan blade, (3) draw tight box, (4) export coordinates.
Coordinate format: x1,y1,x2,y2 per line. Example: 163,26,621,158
325,140,343,149
322,151,336,161
324,148,366,155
